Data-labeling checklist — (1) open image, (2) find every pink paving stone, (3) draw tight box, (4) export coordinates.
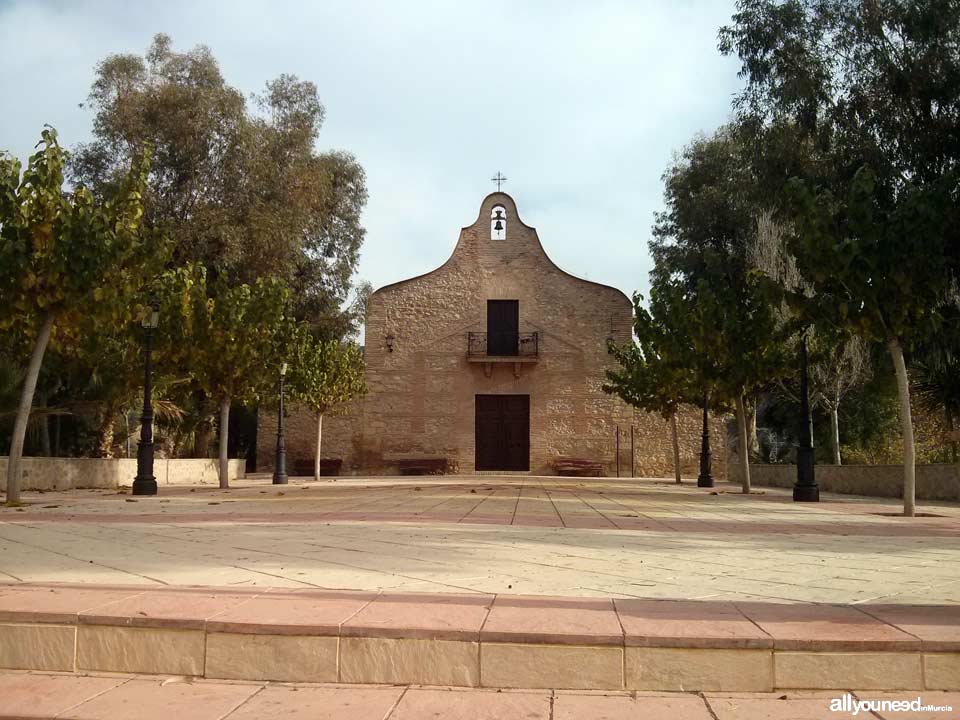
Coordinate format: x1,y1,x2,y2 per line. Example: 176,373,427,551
480,595,623,646
77,588,264,630
340,591,493,641
0,585,145,624
553,693,714,720
615,599,773,649
59,679,259,720
205,589,377,635
735,602,922,651
224,685,404,719
0,673,125,718
509,515,564,527
390,688,550,720
858,605,960,651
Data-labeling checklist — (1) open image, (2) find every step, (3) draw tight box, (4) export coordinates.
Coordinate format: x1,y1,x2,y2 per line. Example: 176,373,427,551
0,583,956,693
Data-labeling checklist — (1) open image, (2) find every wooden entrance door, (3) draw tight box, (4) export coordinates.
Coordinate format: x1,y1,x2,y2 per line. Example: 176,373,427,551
475,395,530,471
487,300,519,356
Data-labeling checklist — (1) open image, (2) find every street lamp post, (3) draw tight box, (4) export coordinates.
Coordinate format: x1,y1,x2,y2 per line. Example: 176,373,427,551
697,390,715,488
132,300,160,497
273,362,289,485
793,331,820,502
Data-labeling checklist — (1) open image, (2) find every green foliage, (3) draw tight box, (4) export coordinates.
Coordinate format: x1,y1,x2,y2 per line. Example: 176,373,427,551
71,34,368,336
650,129,791,406
781,167,950,346
0,127,164,337
287,329,366,417
604,285,698,419
176,272,293,406
721,0,958,346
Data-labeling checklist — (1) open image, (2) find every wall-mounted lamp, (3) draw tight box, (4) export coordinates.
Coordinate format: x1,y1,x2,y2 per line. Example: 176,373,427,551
385,333,395,353
606,335,615,354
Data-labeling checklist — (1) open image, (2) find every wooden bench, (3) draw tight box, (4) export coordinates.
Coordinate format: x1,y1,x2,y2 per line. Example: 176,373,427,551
396,458,451,476
553,457,605,477
290,458,342,477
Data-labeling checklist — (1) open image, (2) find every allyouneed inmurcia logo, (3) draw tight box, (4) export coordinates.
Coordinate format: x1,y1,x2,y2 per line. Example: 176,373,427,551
830,693,954,716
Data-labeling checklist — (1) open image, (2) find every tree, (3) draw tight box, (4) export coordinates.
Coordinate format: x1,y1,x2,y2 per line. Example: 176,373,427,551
809,333,872,464
177,273,292,488
721,0,960,515
912,303,960,462
605,286,698,483
288,330,366,482
0,128,160,504
72,34,367,323
652,129,790,493
71,34,369,453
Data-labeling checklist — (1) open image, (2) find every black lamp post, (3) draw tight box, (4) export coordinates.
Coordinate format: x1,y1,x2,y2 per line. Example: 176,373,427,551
273,362,289,485
697,390,715,487
793,331,820,502
132,300,160,496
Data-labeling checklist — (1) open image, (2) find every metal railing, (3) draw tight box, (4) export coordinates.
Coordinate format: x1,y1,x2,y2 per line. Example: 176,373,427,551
467,331,539,358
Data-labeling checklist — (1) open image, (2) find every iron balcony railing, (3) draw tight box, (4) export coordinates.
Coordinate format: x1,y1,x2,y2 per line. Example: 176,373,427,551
467,331,539,358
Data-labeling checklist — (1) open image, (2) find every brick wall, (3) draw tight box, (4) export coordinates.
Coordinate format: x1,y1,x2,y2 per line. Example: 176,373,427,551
259,192,726,478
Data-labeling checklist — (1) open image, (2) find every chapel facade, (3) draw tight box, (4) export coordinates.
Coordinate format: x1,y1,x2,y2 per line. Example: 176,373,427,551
258,191,723,478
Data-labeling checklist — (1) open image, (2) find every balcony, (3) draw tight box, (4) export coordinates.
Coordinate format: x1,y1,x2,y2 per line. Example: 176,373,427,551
467,332,539,377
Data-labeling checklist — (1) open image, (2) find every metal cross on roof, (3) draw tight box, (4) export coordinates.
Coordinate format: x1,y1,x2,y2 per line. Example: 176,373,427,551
491,172,507,191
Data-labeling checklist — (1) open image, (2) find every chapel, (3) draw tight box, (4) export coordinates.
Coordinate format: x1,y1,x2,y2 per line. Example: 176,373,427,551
259,190,719,477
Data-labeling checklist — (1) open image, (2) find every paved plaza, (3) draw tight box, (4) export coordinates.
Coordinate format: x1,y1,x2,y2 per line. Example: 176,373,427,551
1,476,958,604
1,670,956,720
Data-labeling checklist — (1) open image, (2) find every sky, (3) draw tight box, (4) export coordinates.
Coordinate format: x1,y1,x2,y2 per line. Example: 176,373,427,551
0,0,744,303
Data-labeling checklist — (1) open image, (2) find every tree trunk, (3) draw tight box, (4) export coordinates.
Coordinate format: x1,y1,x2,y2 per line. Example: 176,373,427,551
737,393,751,494
218,396,230,489
6,314,55,504
889,338,916,517
194,417,213,458
314,413,324,483
96,414,116,459
670,411,682,484
747,398,759,457
829,405,842,465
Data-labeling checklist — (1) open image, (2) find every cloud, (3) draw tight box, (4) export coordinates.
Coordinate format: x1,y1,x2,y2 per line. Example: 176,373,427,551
0,0,743,302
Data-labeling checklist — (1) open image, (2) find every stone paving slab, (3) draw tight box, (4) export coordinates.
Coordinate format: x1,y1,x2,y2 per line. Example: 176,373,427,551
481,595,624,646
0,671,957,719
615,598,772,649
78,589,257,630
341,591,492,641
1,476,958,604
734,601,924,651
206,589,375,636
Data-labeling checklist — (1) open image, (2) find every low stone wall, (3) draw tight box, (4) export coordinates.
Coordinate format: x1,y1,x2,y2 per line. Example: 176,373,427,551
728,461,960,502
0,457,247,492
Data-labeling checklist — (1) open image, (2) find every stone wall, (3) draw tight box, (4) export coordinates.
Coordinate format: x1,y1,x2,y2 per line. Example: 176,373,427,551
259,191,723,478
728,461,960,502
0,457,247,492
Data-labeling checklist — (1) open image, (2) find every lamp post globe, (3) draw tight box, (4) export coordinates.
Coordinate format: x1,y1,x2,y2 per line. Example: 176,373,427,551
132,300,160,496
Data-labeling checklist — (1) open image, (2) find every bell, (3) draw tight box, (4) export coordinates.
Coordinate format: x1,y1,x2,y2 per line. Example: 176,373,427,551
494,219,503,232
